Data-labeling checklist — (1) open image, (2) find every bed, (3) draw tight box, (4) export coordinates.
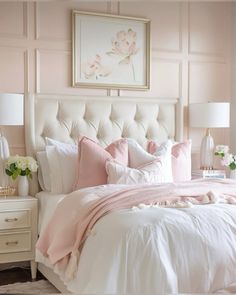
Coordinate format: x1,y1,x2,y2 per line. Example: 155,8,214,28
25,93,236,294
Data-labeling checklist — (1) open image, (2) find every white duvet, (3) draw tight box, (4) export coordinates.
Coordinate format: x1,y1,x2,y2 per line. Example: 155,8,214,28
36,184,236,294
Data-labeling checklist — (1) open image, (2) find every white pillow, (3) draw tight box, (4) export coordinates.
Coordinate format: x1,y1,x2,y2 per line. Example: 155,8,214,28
127,138,156,168
152,140,173,182
127,138,173,182
36,151,51,191
46,146,63,193
106,160,168,185
45,138,78,194
37,163,45,191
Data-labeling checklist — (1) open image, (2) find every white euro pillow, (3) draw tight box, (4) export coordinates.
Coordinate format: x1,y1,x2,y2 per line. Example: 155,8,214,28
46,146,63,194
45,138,78,194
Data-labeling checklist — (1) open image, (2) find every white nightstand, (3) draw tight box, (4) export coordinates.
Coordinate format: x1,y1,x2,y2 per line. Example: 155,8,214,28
0,196,38,280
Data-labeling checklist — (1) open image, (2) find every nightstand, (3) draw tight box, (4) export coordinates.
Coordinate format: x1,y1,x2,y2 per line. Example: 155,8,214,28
0,196,38,280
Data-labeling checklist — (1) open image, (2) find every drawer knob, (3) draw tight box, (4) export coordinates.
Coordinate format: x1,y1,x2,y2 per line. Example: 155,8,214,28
4,218,18,222
6,241,18,246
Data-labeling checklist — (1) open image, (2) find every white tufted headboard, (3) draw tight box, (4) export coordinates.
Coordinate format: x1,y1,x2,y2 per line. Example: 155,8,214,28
25,94,182,194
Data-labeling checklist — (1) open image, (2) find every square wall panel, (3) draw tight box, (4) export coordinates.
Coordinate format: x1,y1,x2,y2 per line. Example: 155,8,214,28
36,2,70,41
120,2,181,52
36,2,108,41
153,59,180,98
189,2,226,56
4,126,25,149
0,47,25,93
0,2,26,38
37,49,72,93
37,49,107,95
189,62,228,102
121,59,180,98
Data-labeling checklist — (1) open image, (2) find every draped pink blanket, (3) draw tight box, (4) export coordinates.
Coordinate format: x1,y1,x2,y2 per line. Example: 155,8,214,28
36,178,236,279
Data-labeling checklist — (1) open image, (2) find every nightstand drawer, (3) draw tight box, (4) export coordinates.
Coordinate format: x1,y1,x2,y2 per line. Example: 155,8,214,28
0,231,31,254
0,210,30,230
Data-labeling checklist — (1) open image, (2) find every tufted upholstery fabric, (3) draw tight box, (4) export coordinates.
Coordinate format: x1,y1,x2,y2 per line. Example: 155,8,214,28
25,94,180,195
26,94,179,154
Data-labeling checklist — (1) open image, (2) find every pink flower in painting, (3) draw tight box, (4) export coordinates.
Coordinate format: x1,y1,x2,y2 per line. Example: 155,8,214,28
107,29,139,65
107,29,140,81
82,54,111,80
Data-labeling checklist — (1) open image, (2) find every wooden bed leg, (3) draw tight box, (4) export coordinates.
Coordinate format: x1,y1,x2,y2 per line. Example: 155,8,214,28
30,260,37,281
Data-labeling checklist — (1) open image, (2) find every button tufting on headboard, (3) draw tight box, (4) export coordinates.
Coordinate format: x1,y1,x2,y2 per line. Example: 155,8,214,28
24,94,182,195
26,94,181,152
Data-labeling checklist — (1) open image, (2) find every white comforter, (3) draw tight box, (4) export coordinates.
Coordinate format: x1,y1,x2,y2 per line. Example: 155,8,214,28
36,184,236,294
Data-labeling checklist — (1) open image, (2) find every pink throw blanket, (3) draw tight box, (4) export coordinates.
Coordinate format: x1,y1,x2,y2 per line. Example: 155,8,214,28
36,178,236,280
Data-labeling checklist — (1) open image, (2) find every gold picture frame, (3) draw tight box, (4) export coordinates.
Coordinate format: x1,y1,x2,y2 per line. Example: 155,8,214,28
72,10,151,90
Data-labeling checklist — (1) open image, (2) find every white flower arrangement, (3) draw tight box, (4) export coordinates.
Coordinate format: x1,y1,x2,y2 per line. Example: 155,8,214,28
5,155,38,180
215,145,236,170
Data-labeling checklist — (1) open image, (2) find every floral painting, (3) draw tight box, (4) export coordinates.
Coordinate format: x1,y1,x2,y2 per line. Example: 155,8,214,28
72,11,150,90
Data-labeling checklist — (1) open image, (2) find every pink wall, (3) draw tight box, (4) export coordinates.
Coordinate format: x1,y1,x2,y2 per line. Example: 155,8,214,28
0,1,232,169
231,3,236,154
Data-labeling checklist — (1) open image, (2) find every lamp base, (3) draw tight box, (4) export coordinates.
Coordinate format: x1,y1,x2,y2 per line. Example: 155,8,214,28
200,129,214,170
0,134,10,187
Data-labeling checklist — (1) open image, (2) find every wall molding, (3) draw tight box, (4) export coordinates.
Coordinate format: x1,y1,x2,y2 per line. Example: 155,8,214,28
35,2,71,44
24,50,29,93
152,2,182,54
188,2,227,58
152,57,182,100
106,1,119,14
0,2,28,40
36,48,71,94
9,144,25,149
9,144,25,155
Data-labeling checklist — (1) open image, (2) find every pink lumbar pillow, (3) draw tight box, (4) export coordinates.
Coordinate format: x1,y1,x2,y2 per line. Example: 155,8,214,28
74,137,128,189
148,140,192,182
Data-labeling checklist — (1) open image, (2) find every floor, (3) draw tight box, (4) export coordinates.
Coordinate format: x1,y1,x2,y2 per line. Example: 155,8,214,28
0,267,45,286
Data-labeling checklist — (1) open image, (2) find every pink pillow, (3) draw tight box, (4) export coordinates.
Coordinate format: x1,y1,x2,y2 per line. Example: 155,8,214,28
74,137,128,189
148,140,192,182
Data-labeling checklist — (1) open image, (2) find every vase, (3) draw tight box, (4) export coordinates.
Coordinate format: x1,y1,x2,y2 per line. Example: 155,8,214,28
18,176,29,196
230,170,236,180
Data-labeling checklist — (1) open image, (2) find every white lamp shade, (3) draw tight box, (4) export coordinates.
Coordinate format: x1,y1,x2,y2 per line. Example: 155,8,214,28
189,102,230,128
0,93,24,125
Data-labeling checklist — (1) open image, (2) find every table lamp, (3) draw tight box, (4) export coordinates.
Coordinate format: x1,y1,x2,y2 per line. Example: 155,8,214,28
189,102,230,170
0,93,24,186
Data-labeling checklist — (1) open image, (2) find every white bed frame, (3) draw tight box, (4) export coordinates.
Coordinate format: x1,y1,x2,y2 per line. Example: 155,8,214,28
25,93,182,293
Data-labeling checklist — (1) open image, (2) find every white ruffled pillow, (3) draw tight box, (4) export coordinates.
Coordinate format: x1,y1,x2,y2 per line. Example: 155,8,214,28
127,138,173,182
106,160,170,185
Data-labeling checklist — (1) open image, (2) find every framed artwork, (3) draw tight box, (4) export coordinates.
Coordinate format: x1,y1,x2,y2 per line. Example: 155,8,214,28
72,11,151,90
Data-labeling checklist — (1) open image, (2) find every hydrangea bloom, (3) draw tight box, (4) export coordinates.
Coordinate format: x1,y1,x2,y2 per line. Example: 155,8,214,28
221,153,234,167
215,145,229,155
5,155,38,180
215,145,236,170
